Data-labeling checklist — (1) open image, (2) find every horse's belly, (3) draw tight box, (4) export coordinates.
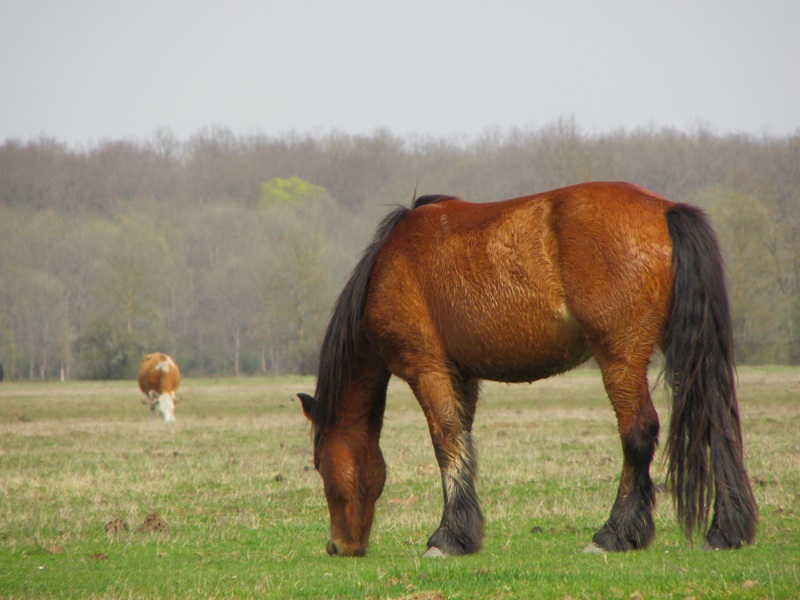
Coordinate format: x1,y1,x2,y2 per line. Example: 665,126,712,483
444,304,591,383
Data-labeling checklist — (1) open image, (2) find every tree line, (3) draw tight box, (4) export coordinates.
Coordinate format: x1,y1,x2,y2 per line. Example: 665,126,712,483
1,119,798,380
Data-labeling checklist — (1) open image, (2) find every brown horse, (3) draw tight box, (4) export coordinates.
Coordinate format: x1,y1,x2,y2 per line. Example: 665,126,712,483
298,181,758,558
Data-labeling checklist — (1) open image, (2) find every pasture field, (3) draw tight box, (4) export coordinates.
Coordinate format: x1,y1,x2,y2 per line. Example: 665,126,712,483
1,368,798,599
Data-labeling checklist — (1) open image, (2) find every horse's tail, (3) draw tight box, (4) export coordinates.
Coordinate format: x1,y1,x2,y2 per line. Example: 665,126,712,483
663,204,758,547
311,205,411,427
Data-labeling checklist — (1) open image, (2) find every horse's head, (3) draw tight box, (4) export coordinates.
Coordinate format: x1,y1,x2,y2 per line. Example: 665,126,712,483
298,392,385,557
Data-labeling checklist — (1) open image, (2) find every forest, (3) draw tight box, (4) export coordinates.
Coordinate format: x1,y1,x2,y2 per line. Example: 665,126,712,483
1,119,798,380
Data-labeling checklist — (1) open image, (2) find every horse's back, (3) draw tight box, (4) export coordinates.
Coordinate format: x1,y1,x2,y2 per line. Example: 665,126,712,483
363,182,675,383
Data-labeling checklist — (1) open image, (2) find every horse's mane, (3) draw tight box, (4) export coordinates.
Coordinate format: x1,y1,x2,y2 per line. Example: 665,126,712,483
413,194,458,208
311,205,411,428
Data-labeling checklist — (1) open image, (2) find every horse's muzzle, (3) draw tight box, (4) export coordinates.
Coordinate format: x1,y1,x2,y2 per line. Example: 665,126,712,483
326,539,365,557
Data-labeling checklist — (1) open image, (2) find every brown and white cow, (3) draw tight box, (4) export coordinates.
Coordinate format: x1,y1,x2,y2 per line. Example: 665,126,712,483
138,352,181,422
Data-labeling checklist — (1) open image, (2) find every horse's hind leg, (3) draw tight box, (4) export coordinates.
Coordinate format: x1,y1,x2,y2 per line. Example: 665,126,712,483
591,355,660,552
409,371,483,557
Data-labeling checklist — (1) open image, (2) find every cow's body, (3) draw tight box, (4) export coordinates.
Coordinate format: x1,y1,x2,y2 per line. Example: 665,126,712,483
138,352,181,422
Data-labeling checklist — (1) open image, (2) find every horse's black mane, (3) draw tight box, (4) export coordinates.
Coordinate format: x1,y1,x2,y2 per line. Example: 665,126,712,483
311,205,410,428
413,194,459,208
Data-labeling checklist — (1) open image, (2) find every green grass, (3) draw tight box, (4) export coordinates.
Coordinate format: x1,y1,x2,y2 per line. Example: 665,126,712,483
1,368,798,598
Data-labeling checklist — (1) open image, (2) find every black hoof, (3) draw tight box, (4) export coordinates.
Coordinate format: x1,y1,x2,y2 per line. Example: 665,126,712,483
704,525,744,550
592,519,654,552
426,526,481,556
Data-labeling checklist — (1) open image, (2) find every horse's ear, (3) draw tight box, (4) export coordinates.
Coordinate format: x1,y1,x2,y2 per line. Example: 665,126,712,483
297,393,316,423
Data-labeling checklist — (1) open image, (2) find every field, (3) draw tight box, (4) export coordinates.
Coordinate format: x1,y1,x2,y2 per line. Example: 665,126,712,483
1,368,798,599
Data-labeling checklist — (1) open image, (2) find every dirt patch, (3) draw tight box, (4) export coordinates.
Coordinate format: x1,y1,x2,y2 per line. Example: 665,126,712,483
105,518,129,533
137,511,169,533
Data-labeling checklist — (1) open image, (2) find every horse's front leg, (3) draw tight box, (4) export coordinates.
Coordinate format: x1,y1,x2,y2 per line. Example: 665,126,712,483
411,372,483,557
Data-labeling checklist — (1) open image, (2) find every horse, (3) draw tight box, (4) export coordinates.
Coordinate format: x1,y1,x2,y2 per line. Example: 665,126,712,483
298,181,758,558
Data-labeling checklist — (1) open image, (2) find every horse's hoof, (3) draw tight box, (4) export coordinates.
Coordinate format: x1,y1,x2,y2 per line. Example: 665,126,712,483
423,546,447,558
583,542,606,554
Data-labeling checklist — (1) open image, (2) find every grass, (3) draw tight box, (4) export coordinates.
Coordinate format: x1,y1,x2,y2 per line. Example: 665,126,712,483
1,368,798,599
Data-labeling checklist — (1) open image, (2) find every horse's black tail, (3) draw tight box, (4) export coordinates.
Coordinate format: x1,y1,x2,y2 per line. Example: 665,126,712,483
663,204,758,548
311,205,410,428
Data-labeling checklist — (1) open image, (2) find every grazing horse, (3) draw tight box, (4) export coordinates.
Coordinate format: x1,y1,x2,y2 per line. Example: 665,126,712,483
298,181,758,558
138,352,181,422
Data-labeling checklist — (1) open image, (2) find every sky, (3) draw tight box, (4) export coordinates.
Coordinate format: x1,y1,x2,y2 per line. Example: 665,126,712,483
1,0,799,147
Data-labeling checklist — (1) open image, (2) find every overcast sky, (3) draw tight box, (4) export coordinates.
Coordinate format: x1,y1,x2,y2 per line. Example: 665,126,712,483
2,0,798,147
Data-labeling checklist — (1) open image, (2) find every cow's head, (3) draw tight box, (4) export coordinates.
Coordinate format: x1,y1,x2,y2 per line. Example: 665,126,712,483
147,392,179,422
